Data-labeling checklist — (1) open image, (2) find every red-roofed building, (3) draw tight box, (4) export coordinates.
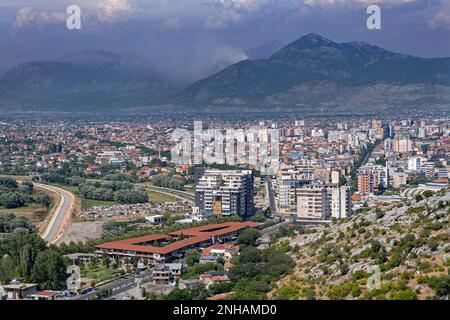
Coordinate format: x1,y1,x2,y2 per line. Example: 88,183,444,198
32,290,62,300
95,221,260,263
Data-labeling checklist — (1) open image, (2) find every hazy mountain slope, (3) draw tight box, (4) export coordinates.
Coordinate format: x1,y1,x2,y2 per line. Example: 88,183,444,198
270,189,450,300
0,50,183,111
177,33,450,108
246,39,284,60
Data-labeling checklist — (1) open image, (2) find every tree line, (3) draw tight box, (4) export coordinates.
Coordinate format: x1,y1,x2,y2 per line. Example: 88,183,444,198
78,181,148,204
152,174,186,190
0,177,51,209
0,213,68,290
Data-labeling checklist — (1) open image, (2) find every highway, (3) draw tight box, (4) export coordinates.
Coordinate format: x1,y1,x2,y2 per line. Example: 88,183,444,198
37,183,75,244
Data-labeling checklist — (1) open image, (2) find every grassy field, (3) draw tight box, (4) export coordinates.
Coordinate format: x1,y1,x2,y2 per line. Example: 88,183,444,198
81,265,120,282
3,203,50,224
53,184,79,194
148,190,178,204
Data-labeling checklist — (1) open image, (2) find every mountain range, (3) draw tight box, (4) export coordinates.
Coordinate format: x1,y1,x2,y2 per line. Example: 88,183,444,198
0,50,183,111
177,33,450,109
0,34,449,113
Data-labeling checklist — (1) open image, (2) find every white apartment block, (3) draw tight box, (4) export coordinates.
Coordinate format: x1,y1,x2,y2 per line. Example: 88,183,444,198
330,186,352,219
297,185,329,220
296,185,351,220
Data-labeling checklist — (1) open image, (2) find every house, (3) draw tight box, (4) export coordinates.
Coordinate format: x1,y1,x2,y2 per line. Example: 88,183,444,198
31,290,62,300
166,263,183,277
224,261,234,271
152,266,173,285
179,279,200,290
1,283,38,300
64,253,97,266
199,271,228,289
199,255,220,264
152,263,183,284
202,243,239,260
145,215,165,224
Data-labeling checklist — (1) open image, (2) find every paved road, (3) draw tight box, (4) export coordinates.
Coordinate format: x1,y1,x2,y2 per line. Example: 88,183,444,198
265,178,277,214
37,183,75,244
261,220,290,235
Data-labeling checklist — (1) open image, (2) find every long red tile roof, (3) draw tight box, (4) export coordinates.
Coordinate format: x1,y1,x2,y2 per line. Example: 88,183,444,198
96,221,259,255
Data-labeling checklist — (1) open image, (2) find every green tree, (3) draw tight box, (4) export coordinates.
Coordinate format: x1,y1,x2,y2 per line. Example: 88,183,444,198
236,228,261,246
422,190,434,198
0,192,26,209
185,250,200,267
31,248,67,290
0,255,15,284
18,244,35,278
390,289,417,300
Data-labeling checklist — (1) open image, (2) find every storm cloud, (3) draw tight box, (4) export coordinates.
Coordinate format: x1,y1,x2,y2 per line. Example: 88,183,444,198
1,0,449,81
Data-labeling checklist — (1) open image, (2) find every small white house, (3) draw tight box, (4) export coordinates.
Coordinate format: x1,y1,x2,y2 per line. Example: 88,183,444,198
145,215,165,224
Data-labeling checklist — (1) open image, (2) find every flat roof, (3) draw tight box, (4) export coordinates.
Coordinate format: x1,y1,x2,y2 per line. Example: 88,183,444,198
96,221,259,256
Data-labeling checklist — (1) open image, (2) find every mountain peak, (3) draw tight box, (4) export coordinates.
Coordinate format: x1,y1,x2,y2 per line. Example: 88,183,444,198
297,33,336,46
270,33,338,60
303,33,330,41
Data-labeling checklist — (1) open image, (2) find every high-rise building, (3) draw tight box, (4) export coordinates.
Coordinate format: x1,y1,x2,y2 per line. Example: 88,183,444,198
357,173,372,194
408,157,421,172
357,170,379,195
296,185,352,220
392,172,408,188
195,169,255,218
329,186,352,219
278,178,301,213
331,171,340,185
418,127,426,139
276,171,310,213
393,138,413,153
297,185,329,220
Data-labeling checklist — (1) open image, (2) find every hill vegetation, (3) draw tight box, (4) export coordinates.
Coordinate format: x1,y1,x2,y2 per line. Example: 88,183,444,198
271,189,450,300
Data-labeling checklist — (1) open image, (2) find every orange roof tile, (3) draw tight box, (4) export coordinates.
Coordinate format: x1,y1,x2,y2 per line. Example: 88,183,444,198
96,221,260,256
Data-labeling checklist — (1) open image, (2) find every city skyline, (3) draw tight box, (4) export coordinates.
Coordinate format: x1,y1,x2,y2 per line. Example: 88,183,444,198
0,0,449,306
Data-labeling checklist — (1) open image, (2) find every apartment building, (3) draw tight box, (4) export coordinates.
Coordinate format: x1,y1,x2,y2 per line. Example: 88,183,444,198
296,185,351,220
195,169,255,218
357,164,388,195
330,186,352,219
407,157,421,171
393,138,414,154
297,185,329,220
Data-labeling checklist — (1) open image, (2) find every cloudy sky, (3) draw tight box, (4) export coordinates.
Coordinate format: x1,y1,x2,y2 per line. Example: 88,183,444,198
1,0,450,80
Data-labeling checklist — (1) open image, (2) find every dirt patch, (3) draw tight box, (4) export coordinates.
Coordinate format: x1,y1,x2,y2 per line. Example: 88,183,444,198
56,220,104,244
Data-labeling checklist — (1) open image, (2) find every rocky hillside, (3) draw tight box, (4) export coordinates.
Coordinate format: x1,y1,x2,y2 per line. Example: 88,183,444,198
271,188,450,300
